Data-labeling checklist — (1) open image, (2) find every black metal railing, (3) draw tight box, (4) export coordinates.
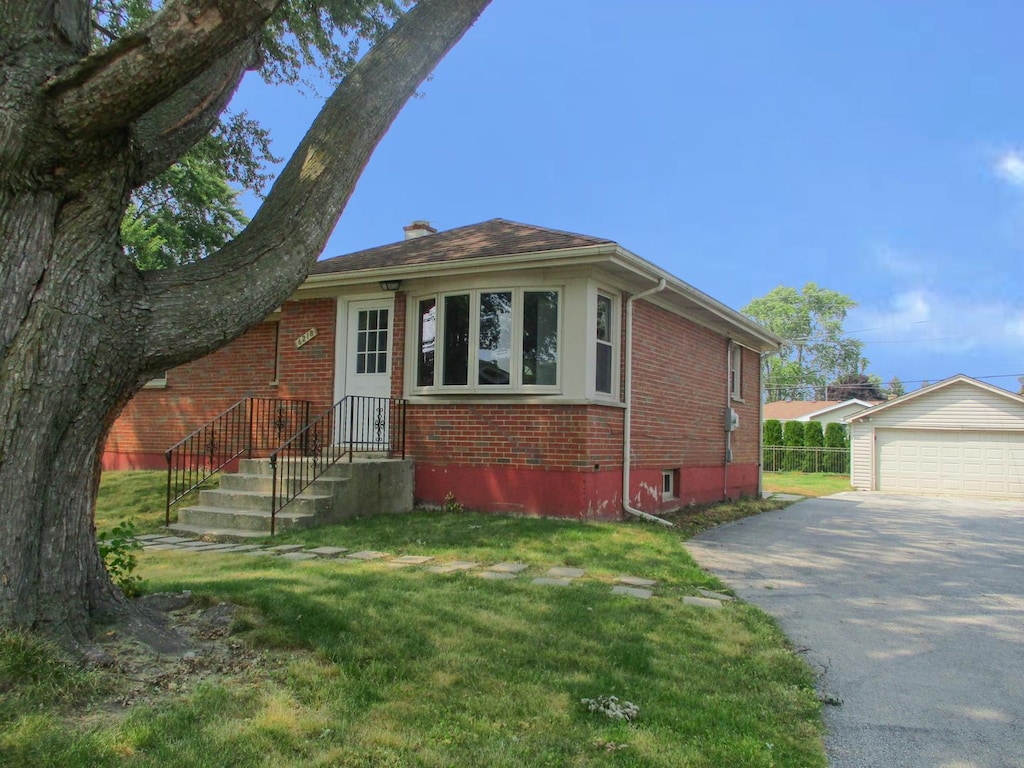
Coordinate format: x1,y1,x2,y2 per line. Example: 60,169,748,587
165,397,312,523
267,396,407,535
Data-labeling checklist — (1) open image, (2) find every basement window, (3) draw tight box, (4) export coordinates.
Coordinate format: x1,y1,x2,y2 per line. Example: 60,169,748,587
662,470,677,501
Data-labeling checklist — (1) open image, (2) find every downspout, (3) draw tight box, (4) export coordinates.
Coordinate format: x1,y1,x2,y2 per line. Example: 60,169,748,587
623,278,674,527
758,352,766,498
724,341,732,499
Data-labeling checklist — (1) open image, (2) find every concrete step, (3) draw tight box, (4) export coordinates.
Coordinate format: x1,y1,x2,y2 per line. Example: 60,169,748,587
218,472,348,495
197,488,331,517
176,504,316,533
237,457,355,478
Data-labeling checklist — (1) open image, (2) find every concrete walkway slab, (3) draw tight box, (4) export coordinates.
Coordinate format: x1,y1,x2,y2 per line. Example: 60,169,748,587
307,546,349,557
546,566,584,579
612,585,653,599
618,575,657,587
347,550,389,561
489,562,528,573
533,577,572,587
426,560,480,573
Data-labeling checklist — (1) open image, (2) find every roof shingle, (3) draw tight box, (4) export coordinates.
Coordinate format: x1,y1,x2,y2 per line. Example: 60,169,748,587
312,218,612,275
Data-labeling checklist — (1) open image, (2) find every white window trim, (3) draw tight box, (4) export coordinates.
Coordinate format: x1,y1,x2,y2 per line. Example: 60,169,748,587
593,290,619,399
410,287,562,395
662,469,677,501
730,344,743,402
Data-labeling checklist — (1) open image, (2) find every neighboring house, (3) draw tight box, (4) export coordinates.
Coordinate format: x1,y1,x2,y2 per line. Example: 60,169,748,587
763,399,878,426
847,374,1024,499
105,219,781,519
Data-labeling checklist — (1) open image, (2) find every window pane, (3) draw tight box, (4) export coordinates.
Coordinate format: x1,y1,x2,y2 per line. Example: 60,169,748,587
523,291,558,386
478,292,512,385
443,294,470,386
596,294,612,342
596,342,612,394
417,299,436,387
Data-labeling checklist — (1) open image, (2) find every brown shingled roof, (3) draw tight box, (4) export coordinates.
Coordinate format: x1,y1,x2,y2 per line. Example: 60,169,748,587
312,218,612,275
763,401,847,420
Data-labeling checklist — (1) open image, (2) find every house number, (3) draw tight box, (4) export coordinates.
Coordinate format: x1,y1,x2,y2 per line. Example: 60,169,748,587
295,327,318,348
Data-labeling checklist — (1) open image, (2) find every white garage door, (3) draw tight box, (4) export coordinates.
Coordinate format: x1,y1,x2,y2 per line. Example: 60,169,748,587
877,430,1024,498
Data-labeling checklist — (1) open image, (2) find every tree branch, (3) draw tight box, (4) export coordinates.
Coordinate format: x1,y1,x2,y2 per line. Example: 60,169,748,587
137,0,492,371
46,0,281,139
130,41,258,186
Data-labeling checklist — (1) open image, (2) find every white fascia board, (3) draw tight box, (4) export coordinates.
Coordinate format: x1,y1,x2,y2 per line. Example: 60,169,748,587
802,398,874,421
299,243,621,291
846,374,1024,422
606,247,783,352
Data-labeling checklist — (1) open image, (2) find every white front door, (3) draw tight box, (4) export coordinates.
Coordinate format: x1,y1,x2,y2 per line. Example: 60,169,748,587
343,300,393,448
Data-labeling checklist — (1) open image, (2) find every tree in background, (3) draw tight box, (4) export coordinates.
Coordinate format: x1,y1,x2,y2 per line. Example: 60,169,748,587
887,376,906,399
1,0,492,643
802,421,824,472
824,422,850,474
762,419,783,471
742,283,864,402
827,372,886,401
783,421,806,472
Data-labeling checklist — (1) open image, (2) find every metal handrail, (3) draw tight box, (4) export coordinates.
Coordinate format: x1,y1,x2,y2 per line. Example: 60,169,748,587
165,397,312,523
268,395,407,535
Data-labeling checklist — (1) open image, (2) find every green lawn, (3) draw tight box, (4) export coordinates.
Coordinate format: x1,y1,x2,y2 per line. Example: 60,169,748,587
763,471,853,497
1,472,826,767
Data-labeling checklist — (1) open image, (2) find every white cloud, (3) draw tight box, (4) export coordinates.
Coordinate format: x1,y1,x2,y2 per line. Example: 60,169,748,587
995,149,1024,188
857,289,1024,353
874,246,933,278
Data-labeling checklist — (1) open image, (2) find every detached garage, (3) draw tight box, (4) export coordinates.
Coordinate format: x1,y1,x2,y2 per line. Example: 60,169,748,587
848,374,1024,499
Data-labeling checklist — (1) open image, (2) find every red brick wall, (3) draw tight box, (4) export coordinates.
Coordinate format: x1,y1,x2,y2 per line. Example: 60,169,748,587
626,301,761,507
390,292,406,400
103,298,337,469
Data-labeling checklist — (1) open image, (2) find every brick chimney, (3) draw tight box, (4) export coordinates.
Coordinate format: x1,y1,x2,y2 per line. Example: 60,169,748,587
403,220,437,240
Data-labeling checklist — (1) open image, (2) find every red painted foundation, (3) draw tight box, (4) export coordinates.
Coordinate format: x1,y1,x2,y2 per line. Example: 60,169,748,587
101,451,167,471
416,462,762,519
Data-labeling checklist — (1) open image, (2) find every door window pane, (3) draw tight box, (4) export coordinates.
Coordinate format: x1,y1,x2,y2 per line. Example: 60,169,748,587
355,308,388,375
478,292,512,385
443,294,470,386
522,291,558,386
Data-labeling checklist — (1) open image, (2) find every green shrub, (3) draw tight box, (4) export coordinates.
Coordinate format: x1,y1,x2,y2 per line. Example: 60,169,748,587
824,422,847,448
97,520,143,597
763,419,783,446
802,422,824,472
824,422,850,473
782,421,805,471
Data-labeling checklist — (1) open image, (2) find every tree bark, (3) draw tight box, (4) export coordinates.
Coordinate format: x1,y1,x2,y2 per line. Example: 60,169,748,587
1,0,491,644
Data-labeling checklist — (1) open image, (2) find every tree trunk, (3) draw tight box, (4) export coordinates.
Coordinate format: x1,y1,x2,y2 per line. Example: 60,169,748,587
1,0,491,645
0,186,142,643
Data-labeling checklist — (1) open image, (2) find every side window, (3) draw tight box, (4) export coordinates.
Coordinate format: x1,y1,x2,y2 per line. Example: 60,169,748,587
595,293,614,395
730,344,742,400
416,298,436,387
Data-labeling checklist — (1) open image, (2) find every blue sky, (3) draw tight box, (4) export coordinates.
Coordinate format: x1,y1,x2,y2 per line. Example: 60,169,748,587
233,0,1024,394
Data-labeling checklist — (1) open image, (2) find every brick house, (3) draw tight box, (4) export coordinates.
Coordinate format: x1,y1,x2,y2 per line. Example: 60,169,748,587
105,219,780,520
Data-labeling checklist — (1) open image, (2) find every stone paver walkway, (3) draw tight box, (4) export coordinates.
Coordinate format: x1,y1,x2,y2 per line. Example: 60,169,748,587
133,534,735,607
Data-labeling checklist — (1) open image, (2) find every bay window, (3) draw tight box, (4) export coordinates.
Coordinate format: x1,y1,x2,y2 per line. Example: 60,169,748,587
414,288,560,392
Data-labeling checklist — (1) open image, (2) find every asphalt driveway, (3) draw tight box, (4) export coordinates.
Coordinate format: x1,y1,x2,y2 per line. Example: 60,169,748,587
685,492,1024,768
